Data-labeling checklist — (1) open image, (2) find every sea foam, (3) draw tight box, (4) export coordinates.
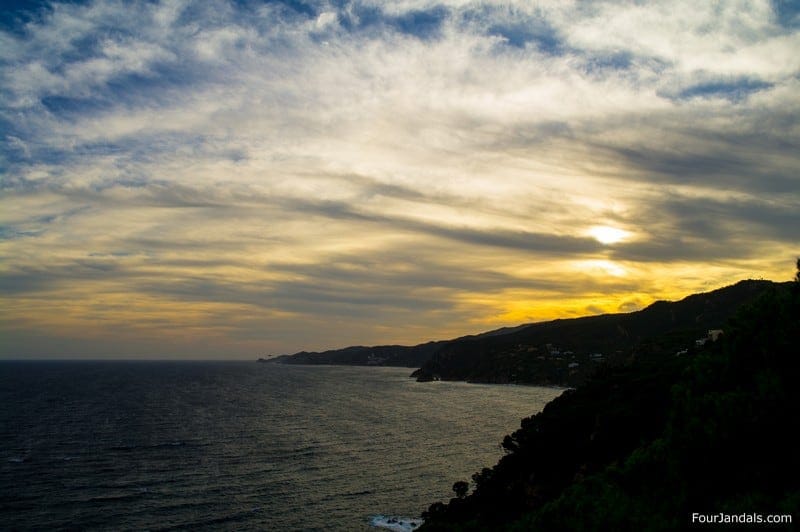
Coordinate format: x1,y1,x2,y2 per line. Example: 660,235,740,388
370,515,423,531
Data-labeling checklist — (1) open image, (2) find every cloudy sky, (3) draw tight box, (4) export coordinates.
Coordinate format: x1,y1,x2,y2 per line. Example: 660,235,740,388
1,0,798,359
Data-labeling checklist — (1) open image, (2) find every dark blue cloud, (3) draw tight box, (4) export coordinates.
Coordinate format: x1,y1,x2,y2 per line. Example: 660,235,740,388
0,208,89,241
606,141,799,195
392,6,449,40
0,0,54,33
579,50,668,77
456,5,564,54
41,94,110,115
772,0,800,29
234,0,319,19
656,195,800,243
337,4,450,40
208,1,448,42
0,226,45,241
0,271,53,293
2,121,35,167
335,4,379,33
66,63,211,110
490,21,560,52
608,192,800,263
54,33,117,67
667,77,774,103
486,19,561,53
0,257,130,294
1,131,77,169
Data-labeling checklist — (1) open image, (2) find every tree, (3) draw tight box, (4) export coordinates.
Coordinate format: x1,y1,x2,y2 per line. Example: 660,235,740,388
452,480,469,499
502,434,518,453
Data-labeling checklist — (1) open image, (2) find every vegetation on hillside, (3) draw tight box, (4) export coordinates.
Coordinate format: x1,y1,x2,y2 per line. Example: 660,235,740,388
413,279,779,386
273,281,779,390
420,261,800,530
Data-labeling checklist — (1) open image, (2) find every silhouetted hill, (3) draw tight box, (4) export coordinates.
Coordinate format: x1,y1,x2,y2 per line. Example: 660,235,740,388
419,272,800,530
268,280,781,387
267,341,447,368
267,323,533,367
412,279,783,386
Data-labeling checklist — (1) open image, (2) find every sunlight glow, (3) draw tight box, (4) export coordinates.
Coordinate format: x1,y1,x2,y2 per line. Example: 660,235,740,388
588,226,630,245
583,259,628,277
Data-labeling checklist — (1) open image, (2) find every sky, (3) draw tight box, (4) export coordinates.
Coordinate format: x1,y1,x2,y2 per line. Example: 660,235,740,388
1,0,799,359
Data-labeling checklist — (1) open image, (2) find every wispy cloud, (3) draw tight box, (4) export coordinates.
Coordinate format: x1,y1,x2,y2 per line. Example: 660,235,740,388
1,0,798,358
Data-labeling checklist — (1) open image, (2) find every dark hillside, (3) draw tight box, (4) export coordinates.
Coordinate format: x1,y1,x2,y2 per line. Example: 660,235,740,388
420,267,800,530
269,280,781,388
267,341,447,367
413,280,781,385
268,324,533,367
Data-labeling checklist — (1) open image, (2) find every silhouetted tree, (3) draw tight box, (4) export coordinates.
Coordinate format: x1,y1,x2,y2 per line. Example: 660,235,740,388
421,501,446,521
471,467,493,489
452,480,469,499
502,434,518,453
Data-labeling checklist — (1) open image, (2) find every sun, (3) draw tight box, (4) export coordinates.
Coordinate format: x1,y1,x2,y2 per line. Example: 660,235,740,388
588,226,630,245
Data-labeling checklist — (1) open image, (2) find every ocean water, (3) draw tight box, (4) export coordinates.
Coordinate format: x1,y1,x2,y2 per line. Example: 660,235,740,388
0,361,562,531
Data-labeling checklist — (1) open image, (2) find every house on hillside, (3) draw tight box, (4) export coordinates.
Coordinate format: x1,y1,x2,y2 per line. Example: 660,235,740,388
546,343,561,356
696,329,724,347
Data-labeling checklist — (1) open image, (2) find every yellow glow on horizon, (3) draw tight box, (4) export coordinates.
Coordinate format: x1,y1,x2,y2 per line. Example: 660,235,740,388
460,256,796,334
480,294,650,325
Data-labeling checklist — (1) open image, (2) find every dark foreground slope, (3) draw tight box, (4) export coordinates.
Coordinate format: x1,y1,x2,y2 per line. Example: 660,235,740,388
413,280,780,386
420,271,800,530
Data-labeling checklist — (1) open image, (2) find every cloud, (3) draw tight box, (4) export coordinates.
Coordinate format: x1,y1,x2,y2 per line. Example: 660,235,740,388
665,76,775,102
1,0,798,357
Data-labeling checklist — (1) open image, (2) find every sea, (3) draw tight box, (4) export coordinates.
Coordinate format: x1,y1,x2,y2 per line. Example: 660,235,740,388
0,361,562,531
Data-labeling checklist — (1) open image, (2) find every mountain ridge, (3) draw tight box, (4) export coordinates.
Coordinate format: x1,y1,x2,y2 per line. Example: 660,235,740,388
269,279,783,387
413,279,783,386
